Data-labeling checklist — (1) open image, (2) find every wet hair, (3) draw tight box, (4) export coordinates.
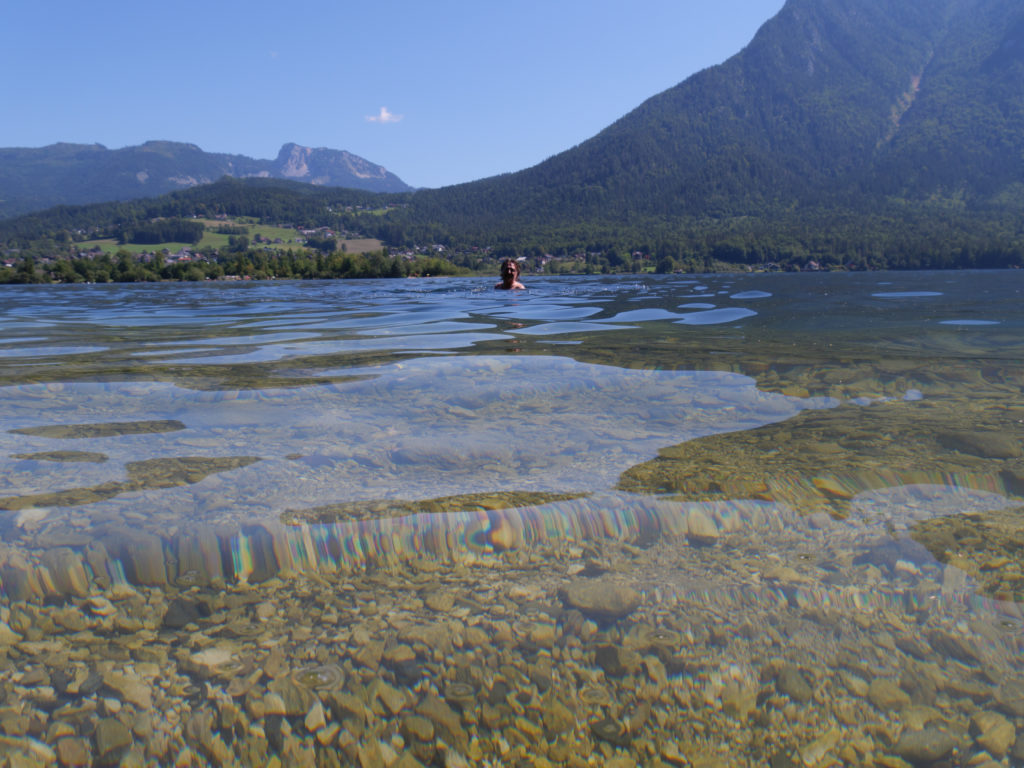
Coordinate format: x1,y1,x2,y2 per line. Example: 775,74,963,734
500,259,519,278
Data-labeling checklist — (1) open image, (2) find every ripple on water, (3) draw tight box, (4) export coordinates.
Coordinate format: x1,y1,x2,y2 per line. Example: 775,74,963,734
171,332,510,363
512,321,634,335
488,305,603,321
872,291,943,298
0,345,109,359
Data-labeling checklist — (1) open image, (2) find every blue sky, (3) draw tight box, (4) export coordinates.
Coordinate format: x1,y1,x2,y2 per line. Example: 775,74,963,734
3,0,784,189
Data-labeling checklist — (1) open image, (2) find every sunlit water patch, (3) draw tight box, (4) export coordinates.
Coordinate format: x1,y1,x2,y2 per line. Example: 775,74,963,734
0,356,837,526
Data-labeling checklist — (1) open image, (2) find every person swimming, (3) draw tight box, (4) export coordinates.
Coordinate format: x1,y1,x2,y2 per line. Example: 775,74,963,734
495,258,525,290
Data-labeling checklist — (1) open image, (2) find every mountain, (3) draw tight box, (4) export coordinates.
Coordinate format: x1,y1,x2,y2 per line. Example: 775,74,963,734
403,0,1024,234
0,141,412,219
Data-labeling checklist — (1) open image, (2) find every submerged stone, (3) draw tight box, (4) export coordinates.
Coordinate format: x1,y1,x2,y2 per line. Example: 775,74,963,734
162,597,211,629
868,678,911,712
892,728,958,764
11,451,108,463
561,580,641,621
591,717,631,747
415,695,467,752
40,548,90,598
970,710,1016,758
595,645,642,677
8,419,185,439
776,665,813,703
938,430,1022,459
93,718,132,766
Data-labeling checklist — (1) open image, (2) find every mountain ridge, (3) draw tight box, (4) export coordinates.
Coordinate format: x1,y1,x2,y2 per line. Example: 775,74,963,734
0,141,412,219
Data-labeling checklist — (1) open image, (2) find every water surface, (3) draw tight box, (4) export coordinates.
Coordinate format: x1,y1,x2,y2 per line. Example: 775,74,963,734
1,272,1022,766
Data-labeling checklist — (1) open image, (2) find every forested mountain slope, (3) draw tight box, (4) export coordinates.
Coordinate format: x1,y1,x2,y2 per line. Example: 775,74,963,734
406,0,1023,227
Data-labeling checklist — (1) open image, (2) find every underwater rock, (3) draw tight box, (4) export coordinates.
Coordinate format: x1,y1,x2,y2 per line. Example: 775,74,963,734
105,533,168,586
970,710,1016,758
776,665,813,703
40,548,90,598
892,728,958,764
561,580,641,621
8,419,185,439
268,677,316,717
162,597,211,629
415,695,467,752
12,451,108,463
591,717,632,747
868,679,911,712
595,645,642,678
685,508,721,545
93,717,132,766
938,430,1022,459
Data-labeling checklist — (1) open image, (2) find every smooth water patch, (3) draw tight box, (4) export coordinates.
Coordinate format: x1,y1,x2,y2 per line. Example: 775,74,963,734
939,319,1001,326
730,290,772,300
675,307,758,325
605,309,685,322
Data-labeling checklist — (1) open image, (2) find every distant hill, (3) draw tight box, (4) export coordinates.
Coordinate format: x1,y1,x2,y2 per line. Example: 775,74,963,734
0,141,412,219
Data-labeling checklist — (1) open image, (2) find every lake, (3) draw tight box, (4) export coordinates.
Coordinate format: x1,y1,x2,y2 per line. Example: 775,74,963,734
1,271,1022,765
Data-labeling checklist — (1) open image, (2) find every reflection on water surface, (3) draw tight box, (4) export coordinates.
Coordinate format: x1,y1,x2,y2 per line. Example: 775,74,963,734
0,272,1022,766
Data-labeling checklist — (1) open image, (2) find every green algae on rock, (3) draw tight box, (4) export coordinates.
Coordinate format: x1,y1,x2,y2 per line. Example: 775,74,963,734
8,419,186,439
0,455,261,511
281,490,585,524
11,450,109,463
617,400,1024,518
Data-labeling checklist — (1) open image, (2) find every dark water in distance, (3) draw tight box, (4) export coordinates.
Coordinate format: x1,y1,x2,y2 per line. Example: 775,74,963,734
0,271,1023,766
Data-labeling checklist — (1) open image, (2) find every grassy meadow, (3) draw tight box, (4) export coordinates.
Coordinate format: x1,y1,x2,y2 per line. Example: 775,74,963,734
76,218,383,256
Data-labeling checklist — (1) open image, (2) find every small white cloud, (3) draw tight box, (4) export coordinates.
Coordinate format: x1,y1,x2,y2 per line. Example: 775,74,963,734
366,106,403,124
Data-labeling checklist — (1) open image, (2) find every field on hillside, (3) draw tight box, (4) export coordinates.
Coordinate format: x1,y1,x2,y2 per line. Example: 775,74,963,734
76,219,382,255
335,238,384,254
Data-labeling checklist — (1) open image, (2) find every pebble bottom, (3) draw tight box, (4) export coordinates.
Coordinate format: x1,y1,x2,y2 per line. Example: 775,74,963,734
0,515,1021,768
